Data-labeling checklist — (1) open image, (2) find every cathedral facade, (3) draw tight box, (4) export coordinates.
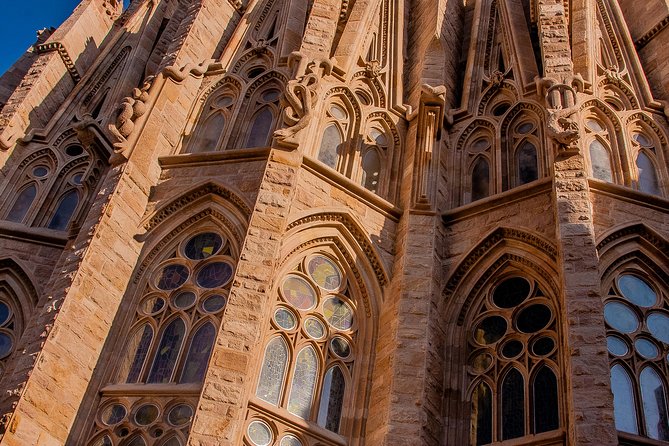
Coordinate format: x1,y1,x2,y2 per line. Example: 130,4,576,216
0,0,668,445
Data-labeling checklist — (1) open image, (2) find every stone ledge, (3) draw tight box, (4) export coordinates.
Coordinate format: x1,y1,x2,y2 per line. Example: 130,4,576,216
158,147,272,168
0,221,68,248
589,179,669,213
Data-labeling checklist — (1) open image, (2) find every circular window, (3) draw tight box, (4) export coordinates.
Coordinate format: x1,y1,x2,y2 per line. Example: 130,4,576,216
91,434,113,446
586,120,605,132
32,166,49,178
134,404,159,426
214,95,234,108
65,145,84,157
647,312,669,344
72,174,83,185
517,122,534,134
470,352,493,373
330,104,347,120
196,262,233,288
635,338,659,359
304,317,326,339
618,274,657,307
140,296,165,315
492,103,510,116
274,307,297,330
247,420,273,446
280,435,303,446
331,336,352,358
281,276,317,310
516,304,552,333
607,336,629,357
202,294,227,313
633,133,652,146
604,302,639,333
532,336,556,356
0,303,11,326
262,89,281,102
307,255,342,291
501,339,523,359
101,403,127,425
185,233,223,260
114,426,130,438
167,404,193,426
156,264,189,290
474,316,507,345
471,138,490,152
323,297,354,330
492,277,530,309
0,333,12,358
172,292,196,309
247,67,264,78
149,426,163,438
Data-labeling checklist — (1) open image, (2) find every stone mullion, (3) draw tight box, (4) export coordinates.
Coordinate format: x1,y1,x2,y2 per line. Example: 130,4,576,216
535,1,618,444
188,149,302,445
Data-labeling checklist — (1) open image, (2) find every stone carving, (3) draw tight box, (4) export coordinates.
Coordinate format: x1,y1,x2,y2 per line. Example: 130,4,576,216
546,107,580,153
273,52,334,148
107,76,154,163
538,75,584,156
364,60,381,79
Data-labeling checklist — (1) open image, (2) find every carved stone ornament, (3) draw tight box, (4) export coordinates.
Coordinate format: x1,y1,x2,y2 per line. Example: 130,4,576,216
273,52,334,149
107,76,154,164
537,76,584,157
364,60,381,79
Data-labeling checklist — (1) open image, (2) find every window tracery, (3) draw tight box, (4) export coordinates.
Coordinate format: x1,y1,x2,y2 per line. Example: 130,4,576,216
241,82,281,149
0,292,19,378
188,85,238,153
2,143,97,232
604,270,669,441
88,230,235,446
631,132,662,196
317,103,350,170
247,252,358,446
508,119,540,188
468,275,561,445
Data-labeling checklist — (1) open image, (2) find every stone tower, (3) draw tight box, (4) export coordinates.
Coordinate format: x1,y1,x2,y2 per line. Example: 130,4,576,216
0,0,667,445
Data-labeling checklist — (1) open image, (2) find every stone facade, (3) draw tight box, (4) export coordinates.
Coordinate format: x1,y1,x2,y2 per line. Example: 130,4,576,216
0,0,667,445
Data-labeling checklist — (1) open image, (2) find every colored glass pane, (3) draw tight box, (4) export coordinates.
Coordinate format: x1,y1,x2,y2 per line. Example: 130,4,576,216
493,277,530,308
156,264,189,291
0,333,12,358
647,313,669,344
202,294,227,313
134,404,159,425
517,141,538,185
619,274,657,307
282,276,317,310
304,317,326,339
611,364,639,434
123,324,153,383
635,339,659,359
640,367,669,440
604,302,639,333
184,233,223,260
607,336,628,357
48,189,79,230
516,304,552,333
317,366,346,433
245,107,274,148
274,307,297,330
0,303,10,326
280,435,302,446
533,367,559,433
323,297,354,330
7,184,37,223
307,256,342,290
318,125,342,168
147,318,186,383
180,323,216,383
173,292,196,309
196,261,233,288
502,368,525,440
331,336,351,358
471,157,490,202
247,420,273,446
193,113,225,152
101,404,126,425
474,316,507,345
256,337,288,405
168,404,193,426
471,382,493,445
288,346,319,419
637,152,660,195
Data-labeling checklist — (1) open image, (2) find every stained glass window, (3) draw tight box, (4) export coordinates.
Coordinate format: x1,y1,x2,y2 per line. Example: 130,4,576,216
636,152,660,195
122,324,154,383
516,141,538,185
362,150,381,193
317,366,346,432
318,125,342,169
48,189,79,230
184,233,223,260
245,106,275,148
256,337,288,405
590,140,613,182
180,323,216,383
193,113,225,152
288,346,319,419
148,318,186,383
307,256,341,291
282,276,317,310
471,157,490,202
7,184,37,223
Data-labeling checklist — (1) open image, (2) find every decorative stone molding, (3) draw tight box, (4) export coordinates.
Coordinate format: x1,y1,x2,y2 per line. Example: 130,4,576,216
285,212,389,288
107,76,154,161
634,14,669,50
0,259,38,305
34,42,81,83
82,46,131,107
537,76,585,157
596,223,669,254
443,227,558,304
143,183,252,232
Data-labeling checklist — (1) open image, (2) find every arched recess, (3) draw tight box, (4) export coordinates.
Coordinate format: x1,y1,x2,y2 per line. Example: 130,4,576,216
456,119,497,206
355,113,400,200
316,89,362,177
597,224,669,442
81,183,249,445
244,210,386,444
626,114,668,197
441,227,563,445
0,259,39,381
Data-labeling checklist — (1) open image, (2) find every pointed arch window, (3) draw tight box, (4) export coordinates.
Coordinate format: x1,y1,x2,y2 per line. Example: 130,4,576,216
239,85,280,149
88,230,235,445
7,184,37,223
604,271,669,441
471,157,490,202
633,133,661,196
245,105,275,148
361,149,381,193
250,253,357,441
189,87,237,152
318,124,343,169
3,155,54,225
48,189,80,231
585,117,616,183
508,119,541,189
468,275,562,445
317,103,351,171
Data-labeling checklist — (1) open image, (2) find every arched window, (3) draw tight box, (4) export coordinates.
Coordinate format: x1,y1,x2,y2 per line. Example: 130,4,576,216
361,149,381,193
240,85,281,149
509,119,540,188
633,133,661,196
468,275,561,444
585,118,615,183
471,157,490,202
6,184,37,223
88,230,234,444
0,293,20,378
317,103,351,171
249,253,356,443
604,271,669,441
48,189,80,231
3,156,54,224
189,86,237,152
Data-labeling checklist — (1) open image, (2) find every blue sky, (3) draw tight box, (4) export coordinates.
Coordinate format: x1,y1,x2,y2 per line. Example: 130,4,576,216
0,0,130,75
